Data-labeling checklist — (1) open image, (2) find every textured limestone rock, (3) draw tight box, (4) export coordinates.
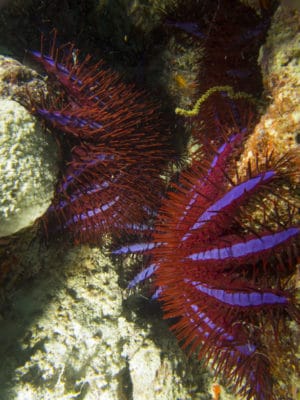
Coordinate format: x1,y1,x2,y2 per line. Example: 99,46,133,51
239,5,300,170
0,55,46,100
0,244,209,400
0,98,58,237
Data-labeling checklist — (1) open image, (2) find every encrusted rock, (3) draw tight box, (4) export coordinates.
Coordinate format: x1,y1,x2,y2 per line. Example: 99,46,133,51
0,97,58,237
0,245,209,400
0,55,59,237
239,5,300,170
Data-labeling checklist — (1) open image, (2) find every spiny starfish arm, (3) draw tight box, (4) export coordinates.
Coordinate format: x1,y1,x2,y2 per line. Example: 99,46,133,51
127,263,158,289
186,227,299,263
184,278,289,307
180,170,276,242
112,241,163,256
176,133,243,226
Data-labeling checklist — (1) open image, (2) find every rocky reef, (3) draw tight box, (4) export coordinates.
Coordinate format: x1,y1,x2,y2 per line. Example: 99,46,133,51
239,5,300,167
0,242,210,399
0,1,298,399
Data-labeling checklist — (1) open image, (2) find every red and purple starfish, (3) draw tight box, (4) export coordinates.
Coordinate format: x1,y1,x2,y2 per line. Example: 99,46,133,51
113,129,299,399
28,32,174,242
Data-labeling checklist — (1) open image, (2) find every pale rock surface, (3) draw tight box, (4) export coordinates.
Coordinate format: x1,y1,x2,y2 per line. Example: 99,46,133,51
0,244,208,400
239,5,300,171
0,98,58,237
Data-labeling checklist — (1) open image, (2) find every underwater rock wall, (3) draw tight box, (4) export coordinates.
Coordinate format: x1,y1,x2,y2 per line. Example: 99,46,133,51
240,5,300,168
0,244,209,400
